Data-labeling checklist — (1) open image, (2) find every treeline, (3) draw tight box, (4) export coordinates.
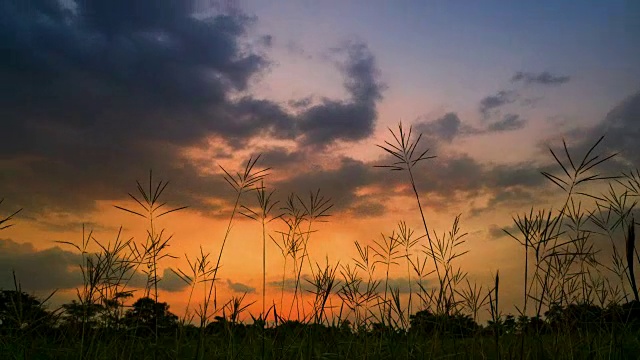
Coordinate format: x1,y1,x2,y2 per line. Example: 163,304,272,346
2,289,639,338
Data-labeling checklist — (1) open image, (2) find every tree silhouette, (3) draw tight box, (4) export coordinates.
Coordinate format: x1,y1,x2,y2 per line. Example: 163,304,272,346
124,297,177,334
60,300,104,330
0,290,53,332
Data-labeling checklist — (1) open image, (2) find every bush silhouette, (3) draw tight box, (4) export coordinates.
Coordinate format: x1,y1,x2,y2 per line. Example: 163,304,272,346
409,309,479,338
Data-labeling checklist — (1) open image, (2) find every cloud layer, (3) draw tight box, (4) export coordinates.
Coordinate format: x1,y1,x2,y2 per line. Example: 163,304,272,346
0,1,384,217
0,238,187,293
511,71,571,86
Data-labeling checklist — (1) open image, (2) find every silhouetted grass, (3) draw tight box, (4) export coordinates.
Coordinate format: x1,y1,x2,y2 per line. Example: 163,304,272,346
1,124,640,359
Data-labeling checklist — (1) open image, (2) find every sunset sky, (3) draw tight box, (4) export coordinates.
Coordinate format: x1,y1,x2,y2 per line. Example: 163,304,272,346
1,0,640,321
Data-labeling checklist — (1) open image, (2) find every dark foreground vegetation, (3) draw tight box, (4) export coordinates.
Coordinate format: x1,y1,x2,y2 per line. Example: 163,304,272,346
1,288,640,359
2,124,640,359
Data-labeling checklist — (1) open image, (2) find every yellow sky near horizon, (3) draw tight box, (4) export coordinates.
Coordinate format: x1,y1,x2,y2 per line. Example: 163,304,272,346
0,158,588,325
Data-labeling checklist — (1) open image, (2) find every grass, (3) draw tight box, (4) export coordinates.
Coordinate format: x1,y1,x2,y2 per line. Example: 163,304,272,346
1,123,640,359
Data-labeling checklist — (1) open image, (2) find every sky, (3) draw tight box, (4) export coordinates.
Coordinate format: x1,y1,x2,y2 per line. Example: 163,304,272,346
1,0,640,321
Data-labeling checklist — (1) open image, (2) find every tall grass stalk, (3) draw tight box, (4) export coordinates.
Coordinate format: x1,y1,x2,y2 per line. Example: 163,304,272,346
397,221,422,324
272,194,305,316
289,190,333,320
114,170,186,344
195,155,268,358
536,137,615,308
626,219,639,302
372,229,402,326
376,123,442,307
241,181,279,359
241,181,279,321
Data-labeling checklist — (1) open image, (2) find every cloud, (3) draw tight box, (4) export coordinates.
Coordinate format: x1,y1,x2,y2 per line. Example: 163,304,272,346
469,187,537,217
0,237,188,294
0,239,83,291
258,147,307,169
284,40,312,59
379,277,417,294
268,276,315,293
414,113,472,143
227,96,298,141
269,147,552,220
298,42,385,146
413,112,525,148
547,90,640,178
487,114,527,132
478,71,569,123
587,91,640,166
479,91,518,119
348,200,386,218
226,279,256,294
487,222,534,241
273,157,375,214
259,34,273,47
271,276,418,295
0,1,385,218
1,2,269,147
31,220,114,233
511,71,571,86
487,225,510,239
0,1,272,212
159,268,189,292
288,96,314,109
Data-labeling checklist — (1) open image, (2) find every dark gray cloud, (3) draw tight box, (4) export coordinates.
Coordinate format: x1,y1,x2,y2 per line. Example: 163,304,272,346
546,90,640,179
488,222,539,241
0,238,187,293
270,148,550,219
0,239,83,291
227,96,297,141
519,96,544,108
299,102,377,145
258,147,307,169
16,212,118,233
415,113,467,143
477,92,640,221
487,114,527,132
268,276,315,293
487,224,510,239
272,276,423,295
479,90,518,119
375,277,416,294
0,1,384,218
1,1,269,149
288,96,314,109
511,71,571,86
588,91,640,166
469,187,537,217
259,34,273,47
159,268,190,292
249,102,579,217
298,42,385,146
490,162,550,189
226,279,256,294
479,71,569,122
0,0,272,214
273,157,376,214
413,112,527,147
349,200,386,218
